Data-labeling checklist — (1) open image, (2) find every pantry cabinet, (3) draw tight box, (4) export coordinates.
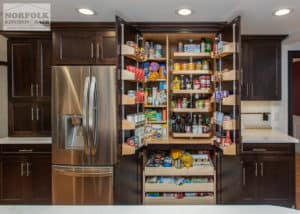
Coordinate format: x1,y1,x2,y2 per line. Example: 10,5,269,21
8,37,51,137
0,144,51,204
241,35,286,100
52,30,116,65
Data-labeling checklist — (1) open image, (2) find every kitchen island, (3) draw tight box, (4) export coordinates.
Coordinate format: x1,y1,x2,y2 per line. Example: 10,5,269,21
0,205,299,214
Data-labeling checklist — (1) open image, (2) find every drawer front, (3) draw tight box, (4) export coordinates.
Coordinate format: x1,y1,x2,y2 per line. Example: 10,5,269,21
0,144,51,154
241,143,294,154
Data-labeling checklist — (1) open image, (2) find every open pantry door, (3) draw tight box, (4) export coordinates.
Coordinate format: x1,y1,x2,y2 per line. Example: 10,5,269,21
116,16,145,156
215,16,241,156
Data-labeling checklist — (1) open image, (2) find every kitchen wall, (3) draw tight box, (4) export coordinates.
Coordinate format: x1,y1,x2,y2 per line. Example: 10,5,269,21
241,101,280,130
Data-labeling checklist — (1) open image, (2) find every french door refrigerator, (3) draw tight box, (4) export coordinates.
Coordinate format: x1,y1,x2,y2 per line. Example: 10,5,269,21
51,66,117,205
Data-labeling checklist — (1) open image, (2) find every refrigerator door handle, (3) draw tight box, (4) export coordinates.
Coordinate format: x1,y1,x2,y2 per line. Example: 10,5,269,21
55,169,112,177
83,77,90,154
53,166,112,177
89,76,98,155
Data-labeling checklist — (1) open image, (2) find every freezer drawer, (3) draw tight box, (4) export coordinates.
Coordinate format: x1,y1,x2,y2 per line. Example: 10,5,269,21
52,165,113,205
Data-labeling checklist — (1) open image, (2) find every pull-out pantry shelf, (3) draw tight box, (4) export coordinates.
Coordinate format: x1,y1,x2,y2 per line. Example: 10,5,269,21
144,196,215,205
144,183,214,192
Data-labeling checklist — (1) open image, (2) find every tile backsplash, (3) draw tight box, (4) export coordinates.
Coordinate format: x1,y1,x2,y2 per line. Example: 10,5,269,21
241,101,281,130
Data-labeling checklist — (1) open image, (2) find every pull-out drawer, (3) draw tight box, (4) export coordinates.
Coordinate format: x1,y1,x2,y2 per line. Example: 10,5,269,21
241,143,294,155
0,144,51,154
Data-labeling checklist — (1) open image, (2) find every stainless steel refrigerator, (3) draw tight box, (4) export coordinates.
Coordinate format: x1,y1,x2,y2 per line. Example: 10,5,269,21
51,66,117,205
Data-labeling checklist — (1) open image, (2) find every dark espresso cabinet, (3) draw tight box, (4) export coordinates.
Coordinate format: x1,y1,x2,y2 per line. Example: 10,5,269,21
241,35,286,100
8,38,51,137
9,40,36,98
53,30,116,65
0,145,51,204
240,143,294,207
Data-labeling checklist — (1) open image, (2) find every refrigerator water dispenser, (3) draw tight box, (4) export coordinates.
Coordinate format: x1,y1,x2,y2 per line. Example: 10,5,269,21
64,114,84,150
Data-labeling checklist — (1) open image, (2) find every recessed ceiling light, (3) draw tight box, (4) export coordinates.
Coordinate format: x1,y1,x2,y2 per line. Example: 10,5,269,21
176,8,192,16
273,8,292,16
77,8,95,16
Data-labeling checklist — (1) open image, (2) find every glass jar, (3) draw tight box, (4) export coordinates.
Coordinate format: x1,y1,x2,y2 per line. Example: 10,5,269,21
173,63,181,71
202,60,209,70
188,62,195,70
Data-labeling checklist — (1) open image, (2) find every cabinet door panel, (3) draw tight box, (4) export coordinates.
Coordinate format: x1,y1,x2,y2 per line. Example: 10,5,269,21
241,157,258,202
9,40,36,98
249,41,280,99
37,39,52,97
259,156,293,205
242,36,283,100
53,31,95,65
29,155,51,204
0,156,28,204
95,31,116,65
9,102,35,136
36,102,51,136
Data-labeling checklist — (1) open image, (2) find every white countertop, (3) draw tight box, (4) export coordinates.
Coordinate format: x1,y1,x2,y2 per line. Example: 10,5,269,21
242,129,299,143
0,205,298,214
0,137,52,144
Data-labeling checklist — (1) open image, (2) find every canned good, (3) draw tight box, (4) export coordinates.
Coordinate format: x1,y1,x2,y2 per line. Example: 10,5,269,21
206,75,211,88
200,76,206,88
193,80,200,89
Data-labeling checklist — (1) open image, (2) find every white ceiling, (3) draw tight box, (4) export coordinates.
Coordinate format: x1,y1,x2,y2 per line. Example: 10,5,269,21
1,0,300,38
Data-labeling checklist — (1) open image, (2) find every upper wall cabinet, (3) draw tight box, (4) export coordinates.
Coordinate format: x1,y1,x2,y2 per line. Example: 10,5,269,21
241,35,286,100
9,40,36,98
52,30,116,65
8,39,52,99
